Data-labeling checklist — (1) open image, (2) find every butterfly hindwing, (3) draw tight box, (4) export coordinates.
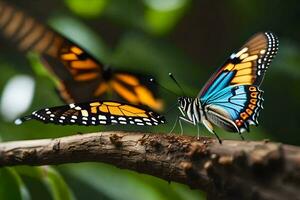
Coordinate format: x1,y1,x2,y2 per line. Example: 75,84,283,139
202,85,263,133
16,101,165,126
199,32,278,99
0,1,162,110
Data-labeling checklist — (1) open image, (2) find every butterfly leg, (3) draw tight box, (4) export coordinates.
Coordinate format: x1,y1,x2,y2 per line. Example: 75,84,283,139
212,130,222,144
179,119,183,135
202,119,222,144
169,116,179,134
197,124,200,139
179,116,196,135
239,133,245,141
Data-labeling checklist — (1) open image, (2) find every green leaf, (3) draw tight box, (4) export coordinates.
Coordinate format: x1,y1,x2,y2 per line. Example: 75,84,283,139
16,166,75,200
170,182,206,200
61,163,205,200
0,168,30,200
44,167,76,200
144,0,190,35
61,163,170,200
64,0,108,18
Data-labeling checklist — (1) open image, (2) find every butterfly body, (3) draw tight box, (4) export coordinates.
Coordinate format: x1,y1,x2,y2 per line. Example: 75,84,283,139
177,97,202,125
177,32,278,143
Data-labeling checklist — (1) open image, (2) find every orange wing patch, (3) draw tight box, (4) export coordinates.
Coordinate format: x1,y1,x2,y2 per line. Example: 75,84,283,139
87,101,151,118
59,45,101,81
115,74,139,86
111,74,163,111
111,81,139,103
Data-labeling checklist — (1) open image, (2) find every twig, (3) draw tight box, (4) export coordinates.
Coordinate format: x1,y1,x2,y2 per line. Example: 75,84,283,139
0,131,300,200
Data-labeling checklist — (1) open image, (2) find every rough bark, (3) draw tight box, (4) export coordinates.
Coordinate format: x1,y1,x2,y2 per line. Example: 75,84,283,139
0,131,299,200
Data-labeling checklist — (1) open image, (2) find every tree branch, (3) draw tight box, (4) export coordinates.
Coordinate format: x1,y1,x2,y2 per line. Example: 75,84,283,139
0,131,299,200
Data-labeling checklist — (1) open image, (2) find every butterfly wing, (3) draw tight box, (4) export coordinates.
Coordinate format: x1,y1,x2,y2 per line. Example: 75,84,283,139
0,1,162,110
40,43,105,102
201,85,263,133
15,101,165,126
109,72,163,110
199,32,278,101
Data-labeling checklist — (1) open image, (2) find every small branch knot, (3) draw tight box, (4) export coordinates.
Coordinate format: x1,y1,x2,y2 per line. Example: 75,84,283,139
109,134,123,147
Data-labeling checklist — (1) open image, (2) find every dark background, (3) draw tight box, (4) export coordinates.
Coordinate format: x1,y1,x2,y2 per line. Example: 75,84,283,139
0,0,299,199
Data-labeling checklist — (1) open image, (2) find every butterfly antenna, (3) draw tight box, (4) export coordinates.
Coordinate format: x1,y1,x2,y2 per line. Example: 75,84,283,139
168,73,186,96
149,78,179,96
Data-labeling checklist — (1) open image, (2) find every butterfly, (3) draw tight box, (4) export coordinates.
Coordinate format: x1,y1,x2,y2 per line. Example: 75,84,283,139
0,1,162,111
177,32,279,143
15,101,165,126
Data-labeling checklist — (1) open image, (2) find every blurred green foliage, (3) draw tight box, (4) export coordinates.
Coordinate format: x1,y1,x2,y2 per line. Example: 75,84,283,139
0,0,300,199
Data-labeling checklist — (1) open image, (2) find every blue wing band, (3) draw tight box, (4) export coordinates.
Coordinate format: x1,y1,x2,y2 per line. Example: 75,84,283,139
201,85,263,133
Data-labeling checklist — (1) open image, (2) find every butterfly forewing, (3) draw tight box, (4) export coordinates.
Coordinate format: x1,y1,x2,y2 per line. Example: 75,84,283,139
199,32,278,99
0,1,162,111
18,101,165,126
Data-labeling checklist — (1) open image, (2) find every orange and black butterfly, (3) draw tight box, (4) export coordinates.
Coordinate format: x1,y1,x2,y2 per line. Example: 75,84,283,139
15,100,165,126
0,1,162,111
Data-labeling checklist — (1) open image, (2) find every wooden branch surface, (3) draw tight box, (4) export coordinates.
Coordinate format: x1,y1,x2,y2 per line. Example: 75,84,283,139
0,131,300,200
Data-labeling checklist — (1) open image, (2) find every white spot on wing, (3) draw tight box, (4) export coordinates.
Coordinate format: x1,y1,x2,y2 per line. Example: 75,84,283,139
75,106,81,110
230,53,236,59
118,117,126,121
14,119,23,125
98,115,107,120
134,119,143,123
81,110,89,117
143,118,151,122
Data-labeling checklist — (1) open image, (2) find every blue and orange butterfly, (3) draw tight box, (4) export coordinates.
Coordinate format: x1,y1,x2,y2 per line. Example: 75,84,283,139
177,32,279,143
